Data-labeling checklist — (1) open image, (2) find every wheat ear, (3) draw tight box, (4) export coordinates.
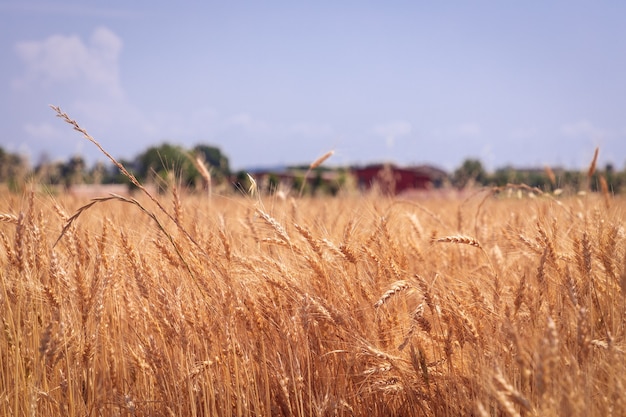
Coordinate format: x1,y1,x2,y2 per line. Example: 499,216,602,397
374,280,411,308
0,213,19,224
587,147,599,178
299,150,334,197
434,235,482,248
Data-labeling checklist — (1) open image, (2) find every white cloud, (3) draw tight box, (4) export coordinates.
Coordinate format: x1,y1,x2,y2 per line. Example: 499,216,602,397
190,107,220,125
287,122,333,137
9,28,338,167
560,120,606,140
223,112,270,134
456,122,481,137
21,120,89,161
11,27,154,162
13,26,123,97
374,120,412,148
23,122,62,139
509,127,537,139
225,113,253,128
430,122,482,140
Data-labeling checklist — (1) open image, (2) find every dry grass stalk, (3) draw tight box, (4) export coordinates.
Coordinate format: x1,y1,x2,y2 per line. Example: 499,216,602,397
414,274,438,317
171,177,184,225
536,223,558,265
192,155,212,197
456,307,479,344
152,238,180,268
338,243,358,263
321,238,344,259
599,225,618,282
50,105,209,267
0,231,18,267
51,106,159,209
493,389,522,417
516,233,543,255
504,182,544,196
310,150,335,170
299,150,334,197
261,237,291,248
492,366,532,414
587,147,599,178
545,165,556,186
535,316,559,400
398,303,431,350
256,208,291,244
0,213,19,224
475,401,490,417
620,250,626,297
513,273,527,314
217,227,232,262
293,223,322,256
2,133,626,416
374,280,411,308
390,199,449,230
536,246,548,292
303,293,337,325
304,254,327,280
406,213,424,240
55,194,196,286
434,235,482,248
599,175,610,209
52,200,69,222
362,245,386,280
247,173,258,197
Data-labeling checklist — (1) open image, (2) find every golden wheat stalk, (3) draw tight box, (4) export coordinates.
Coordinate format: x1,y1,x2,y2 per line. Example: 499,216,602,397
374,280,411,308
310,150,334,170
50,105,211,260
544,165,556,186
247,173,258,197
191,155,212,198
599,175,610,209
587,147,599,178
299,150,334,197
434,235,482,248
255,208,291,244
51,105,149,201
54,194,195,281
0,213,19,224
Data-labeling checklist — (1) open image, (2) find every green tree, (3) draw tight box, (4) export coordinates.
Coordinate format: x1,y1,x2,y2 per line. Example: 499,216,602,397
233,170,253,194
104,158,140,191
136,143,231,190
491,166,517,187
135,143,198,188
266,173,279,193
453,158,487,188
0,146,29,187
603,163,623,194
89,161,107,185
291,174,305,195
62,155,86,188
192,144,230,181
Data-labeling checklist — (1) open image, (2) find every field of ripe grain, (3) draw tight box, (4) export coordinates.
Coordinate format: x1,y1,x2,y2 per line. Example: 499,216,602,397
1,187,625,416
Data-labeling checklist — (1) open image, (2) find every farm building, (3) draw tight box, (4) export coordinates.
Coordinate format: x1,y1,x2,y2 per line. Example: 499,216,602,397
352,163,447,195
241,163,448,196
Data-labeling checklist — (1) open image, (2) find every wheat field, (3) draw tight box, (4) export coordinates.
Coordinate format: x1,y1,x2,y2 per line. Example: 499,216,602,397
1,178,625,416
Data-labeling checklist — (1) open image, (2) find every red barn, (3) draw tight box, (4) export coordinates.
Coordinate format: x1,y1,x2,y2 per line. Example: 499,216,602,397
352,163,446,195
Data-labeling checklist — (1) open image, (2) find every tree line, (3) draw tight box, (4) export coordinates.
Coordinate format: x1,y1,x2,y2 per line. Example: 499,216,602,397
452,158,625,193
1,144,624,194
0,143,230,192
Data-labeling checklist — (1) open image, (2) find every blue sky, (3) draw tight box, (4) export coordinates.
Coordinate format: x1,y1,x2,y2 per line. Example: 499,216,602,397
1,1,625,172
